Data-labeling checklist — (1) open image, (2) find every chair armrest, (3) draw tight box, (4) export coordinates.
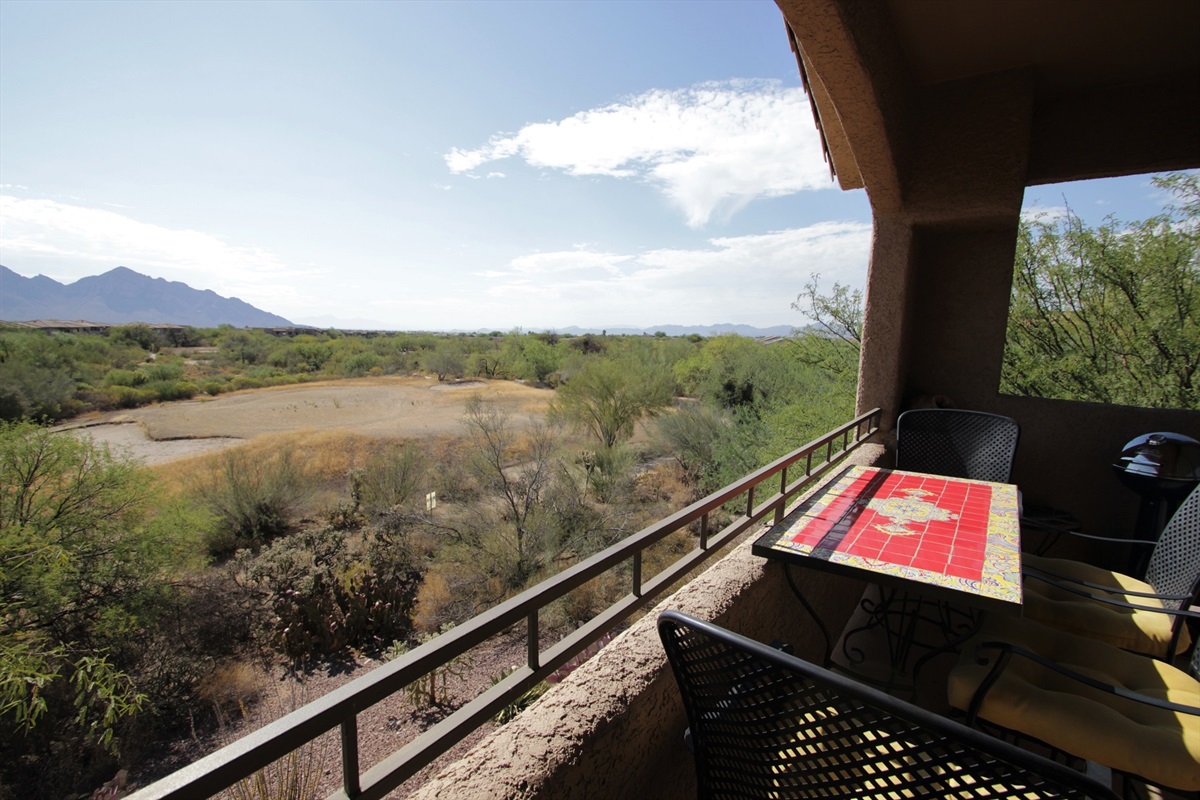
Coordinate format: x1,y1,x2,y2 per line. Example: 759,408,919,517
965,639,1200,723
1037,528,1156,547
1023,565,1195,605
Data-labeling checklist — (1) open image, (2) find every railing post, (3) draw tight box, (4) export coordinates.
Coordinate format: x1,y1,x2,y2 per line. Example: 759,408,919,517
341,716,361,798
775,467,787,525
632,551,642,597
746,485,755,517
527,612,540,670
699,513,709,550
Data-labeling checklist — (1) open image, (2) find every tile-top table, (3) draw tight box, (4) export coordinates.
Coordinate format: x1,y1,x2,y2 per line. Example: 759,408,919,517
753,464,1022,613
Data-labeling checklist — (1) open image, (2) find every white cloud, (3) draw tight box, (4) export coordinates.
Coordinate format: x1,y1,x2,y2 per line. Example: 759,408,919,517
1020,204,1068,223
445,80,832,228
508,250,632,276
0,195,314,308
469,221,871,328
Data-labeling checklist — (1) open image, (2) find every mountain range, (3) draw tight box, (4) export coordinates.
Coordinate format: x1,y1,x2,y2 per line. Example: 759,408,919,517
0,265,294,328
1,265,799,337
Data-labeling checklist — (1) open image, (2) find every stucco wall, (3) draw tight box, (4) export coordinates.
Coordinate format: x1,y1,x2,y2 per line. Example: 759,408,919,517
405,445,884,800
996,396,1200,544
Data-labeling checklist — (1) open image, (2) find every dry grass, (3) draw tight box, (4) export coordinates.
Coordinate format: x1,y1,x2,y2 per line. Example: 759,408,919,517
196,662,266,713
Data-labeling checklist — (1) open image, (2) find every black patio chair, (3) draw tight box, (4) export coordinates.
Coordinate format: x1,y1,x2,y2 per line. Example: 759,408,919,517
888,408,1021,658
658,610,1119,800
895,408,1020,483
1022,481,1200,661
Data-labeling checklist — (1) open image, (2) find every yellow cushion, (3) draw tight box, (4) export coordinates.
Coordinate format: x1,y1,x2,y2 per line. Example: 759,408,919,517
948,614,1200,791
1021,553,1192,659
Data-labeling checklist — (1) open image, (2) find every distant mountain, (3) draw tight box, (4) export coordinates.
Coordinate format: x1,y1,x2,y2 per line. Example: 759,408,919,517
520,323,797,338
0,265,293,328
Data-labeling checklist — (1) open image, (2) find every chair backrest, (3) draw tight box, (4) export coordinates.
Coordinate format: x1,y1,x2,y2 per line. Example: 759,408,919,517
896,408,1020,483
658,610,1118,800
1146,481,1200,604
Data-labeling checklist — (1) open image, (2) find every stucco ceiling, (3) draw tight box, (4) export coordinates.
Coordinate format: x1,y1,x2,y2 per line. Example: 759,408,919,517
778,0,1200,194
885,0,1199,95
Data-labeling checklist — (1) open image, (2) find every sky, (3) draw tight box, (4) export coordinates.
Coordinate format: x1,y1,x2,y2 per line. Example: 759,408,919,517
0,0,1189,332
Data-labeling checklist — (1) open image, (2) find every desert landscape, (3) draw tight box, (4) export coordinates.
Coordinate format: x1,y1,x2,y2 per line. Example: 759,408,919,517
56,376,555,464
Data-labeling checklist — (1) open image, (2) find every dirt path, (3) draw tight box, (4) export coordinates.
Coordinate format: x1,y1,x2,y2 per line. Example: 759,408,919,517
57,377,554,465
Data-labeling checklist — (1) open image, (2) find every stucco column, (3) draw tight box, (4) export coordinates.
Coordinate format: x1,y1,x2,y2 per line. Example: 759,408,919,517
856,72,1032,425
855,215,912,428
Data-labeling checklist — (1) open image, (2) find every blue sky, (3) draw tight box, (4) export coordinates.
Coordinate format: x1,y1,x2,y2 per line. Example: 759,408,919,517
0,1,1187,331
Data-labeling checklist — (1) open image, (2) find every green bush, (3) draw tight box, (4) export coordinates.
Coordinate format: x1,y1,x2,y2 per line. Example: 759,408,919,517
146,380,197,402
107,385,156,409
104,368,148,387
0,421,207,795
351,444,428,516
341,351,382,377
142,363,184,382
196,447,305,556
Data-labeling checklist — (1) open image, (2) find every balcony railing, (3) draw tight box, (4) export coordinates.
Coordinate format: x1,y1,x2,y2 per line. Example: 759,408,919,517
128,408,882,800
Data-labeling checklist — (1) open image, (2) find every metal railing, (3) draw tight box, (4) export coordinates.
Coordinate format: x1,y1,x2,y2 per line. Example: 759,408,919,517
129,408,882,800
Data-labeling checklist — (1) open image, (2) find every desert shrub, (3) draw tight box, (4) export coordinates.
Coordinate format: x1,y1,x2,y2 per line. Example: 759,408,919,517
412,561,495,634
351,443,428,516
235,526,423,660
201,380,225,396
0,362,81,421
655,403,731,489
146,379,197,402
229,376,265,391
223,682,325,800
400,624,472,708
104,368,148,387
551,572,623,629
587,444,636,503
195,661,264,715
341,351,381,377
142,362,184,382
130,569,261,723
196,447,305,556
106,385,156,409
108,324,157,351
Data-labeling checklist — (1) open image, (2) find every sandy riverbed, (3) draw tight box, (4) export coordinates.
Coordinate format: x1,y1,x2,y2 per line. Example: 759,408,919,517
57,376,553,465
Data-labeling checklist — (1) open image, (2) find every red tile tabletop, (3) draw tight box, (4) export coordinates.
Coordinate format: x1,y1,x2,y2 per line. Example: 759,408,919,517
753,465,1022,609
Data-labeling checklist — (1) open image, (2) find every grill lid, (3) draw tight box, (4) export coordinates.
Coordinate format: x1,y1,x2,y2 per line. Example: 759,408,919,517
1112,432,1200,493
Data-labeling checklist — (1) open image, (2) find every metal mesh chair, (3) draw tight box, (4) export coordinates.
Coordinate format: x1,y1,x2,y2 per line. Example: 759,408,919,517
658,611,1119,800
896,409,1020,483
1022,481,1200,660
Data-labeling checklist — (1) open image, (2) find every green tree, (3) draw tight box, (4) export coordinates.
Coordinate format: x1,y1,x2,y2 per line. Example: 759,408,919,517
791,273,863,374
424,339,467,381
0,422,201,789
553,356,673,451
1002,173,1199,409
460,395,560,586
218,328,269,366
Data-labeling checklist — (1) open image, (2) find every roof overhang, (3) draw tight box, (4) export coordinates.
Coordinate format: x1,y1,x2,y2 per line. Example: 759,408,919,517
778,0,1200,198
